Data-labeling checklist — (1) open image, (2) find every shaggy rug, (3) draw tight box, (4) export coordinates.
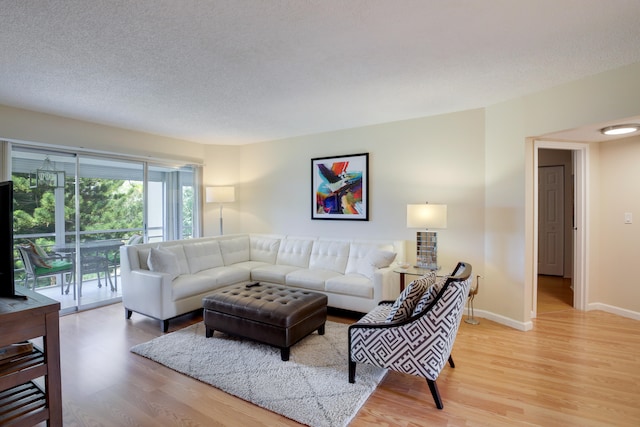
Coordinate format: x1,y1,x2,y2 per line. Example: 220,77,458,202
130,321,387,427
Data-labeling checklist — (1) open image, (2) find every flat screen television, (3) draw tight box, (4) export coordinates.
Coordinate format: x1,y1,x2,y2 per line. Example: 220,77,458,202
0,180,26,299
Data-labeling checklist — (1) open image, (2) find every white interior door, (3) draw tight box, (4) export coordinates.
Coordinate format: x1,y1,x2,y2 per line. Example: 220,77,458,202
538,165,564,276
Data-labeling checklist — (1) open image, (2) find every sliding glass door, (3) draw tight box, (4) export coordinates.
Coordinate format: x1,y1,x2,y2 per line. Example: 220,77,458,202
11,145,200,314
12,148,79,311
147,164,197,242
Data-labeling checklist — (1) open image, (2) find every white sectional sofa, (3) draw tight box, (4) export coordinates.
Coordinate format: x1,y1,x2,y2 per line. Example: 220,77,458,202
120,234,404,331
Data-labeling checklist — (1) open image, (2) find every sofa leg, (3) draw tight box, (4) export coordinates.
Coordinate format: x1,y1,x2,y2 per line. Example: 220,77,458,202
162,320,169,333
125,308,132,319
427,379,444,409
349,361,356,383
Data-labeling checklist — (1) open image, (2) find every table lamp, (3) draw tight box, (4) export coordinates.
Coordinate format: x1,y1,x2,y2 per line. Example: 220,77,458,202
206,186,235,235
406,203,447,269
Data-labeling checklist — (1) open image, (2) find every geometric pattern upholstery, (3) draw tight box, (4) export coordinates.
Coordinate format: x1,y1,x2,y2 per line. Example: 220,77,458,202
348,262,472,409
411,285,433,317
384,271,436,322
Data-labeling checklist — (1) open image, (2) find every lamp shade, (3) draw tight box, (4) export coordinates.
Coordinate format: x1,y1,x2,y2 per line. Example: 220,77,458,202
206,186,235,203
407,204,447,229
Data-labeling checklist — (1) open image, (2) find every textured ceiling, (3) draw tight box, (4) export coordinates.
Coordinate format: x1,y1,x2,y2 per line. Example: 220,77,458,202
2,0,640,145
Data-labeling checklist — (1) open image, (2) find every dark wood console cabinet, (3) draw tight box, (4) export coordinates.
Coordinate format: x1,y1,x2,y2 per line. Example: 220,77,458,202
0,288,62,426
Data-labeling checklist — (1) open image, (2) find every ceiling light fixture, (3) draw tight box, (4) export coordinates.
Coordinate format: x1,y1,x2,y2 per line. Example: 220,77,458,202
600,124,640,136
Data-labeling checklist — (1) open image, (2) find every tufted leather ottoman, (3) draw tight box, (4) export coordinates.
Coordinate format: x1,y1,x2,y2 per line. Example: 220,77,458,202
203,283,328,361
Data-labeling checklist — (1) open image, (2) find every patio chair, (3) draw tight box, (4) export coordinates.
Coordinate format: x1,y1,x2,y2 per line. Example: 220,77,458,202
80,253,114,292
348,261,472,409
17,244,75,294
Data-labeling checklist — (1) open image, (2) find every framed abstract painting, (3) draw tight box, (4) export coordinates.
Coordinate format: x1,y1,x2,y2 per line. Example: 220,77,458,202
311,153,369,220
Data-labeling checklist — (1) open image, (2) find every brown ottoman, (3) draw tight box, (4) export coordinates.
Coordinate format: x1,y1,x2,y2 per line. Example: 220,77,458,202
203,283,328,361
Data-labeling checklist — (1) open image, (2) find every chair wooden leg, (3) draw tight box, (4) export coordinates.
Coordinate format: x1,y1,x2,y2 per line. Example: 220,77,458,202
348,361,356,383
448,355,455,368
426,379,444,410
162,319,169,333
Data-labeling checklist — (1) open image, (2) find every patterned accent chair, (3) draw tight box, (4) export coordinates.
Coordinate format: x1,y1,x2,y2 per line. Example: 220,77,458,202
348,262,472,409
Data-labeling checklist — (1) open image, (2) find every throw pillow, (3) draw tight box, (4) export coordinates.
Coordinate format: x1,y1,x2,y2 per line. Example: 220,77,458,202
356,249,397,280
147,247,180,281
411,271,438,316
385,273,432,323
22,243,52,268
162,245,190,275
28,240,50,259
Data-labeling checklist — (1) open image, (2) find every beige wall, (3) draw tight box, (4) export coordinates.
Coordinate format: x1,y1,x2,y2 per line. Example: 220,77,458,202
2,62,640,328
595,135,640,309
235,109,487,279
0,105,204,164
494,62,640,326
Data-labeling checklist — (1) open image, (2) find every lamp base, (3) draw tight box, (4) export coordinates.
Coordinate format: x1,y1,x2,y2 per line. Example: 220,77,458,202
416,231,438,271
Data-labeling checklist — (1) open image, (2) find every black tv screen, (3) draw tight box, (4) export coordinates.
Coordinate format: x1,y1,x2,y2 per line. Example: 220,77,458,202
0,180,20,298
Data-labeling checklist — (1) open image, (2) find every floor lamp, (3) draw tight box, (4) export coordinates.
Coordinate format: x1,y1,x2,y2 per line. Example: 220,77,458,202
406,203,447,270
206,186,235,235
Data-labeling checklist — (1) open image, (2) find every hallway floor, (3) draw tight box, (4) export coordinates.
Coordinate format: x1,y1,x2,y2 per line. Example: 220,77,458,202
537,274,573,314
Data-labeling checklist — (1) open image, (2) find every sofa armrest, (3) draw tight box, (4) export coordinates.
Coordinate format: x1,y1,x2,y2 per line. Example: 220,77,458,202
372,266,401,302
121,269,174,320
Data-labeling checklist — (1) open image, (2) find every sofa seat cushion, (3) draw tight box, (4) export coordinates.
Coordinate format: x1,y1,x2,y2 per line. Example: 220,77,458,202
325,274,373,298
251,264,301,284
172,275,218,301
355,302,392,324
198,266,250,285
285,269,341,291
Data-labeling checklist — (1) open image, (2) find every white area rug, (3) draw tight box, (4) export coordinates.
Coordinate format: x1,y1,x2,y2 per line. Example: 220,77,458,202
131,321,387,427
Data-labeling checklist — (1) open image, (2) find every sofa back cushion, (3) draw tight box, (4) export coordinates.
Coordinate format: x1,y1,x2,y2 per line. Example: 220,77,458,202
250,236,281,263
276,238,314,268
163,245,191,275
309,240,350,273
183,240,224,274
219,236,251,265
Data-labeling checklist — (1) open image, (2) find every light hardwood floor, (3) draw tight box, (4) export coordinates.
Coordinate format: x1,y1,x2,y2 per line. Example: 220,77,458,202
537,275,573,314
51,296,640,426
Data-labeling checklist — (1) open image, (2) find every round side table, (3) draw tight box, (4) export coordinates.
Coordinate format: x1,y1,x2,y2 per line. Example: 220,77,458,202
393,266,441,291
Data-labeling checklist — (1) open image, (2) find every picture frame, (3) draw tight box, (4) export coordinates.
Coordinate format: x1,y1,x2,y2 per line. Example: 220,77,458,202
311,152,369,220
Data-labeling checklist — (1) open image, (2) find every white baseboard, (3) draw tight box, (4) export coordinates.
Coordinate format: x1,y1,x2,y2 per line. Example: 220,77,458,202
465,304,639,332
463,307,532,331
587,303,640,321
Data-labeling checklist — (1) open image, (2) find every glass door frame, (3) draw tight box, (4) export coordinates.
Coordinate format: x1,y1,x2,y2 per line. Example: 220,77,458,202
9,142,203,315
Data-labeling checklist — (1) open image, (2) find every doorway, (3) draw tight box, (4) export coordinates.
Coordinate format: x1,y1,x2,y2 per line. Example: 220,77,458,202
537,151,572,313
532,141,589,318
